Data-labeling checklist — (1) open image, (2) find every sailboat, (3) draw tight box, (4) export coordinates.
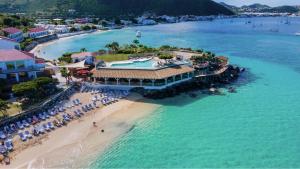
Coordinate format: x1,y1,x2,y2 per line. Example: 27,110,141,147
136,31,141,38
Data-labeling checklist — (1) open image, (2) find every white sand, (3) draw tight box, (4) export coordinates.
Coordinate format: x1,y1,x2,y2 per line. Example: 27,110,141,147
30,30,108,60
2,93,159,169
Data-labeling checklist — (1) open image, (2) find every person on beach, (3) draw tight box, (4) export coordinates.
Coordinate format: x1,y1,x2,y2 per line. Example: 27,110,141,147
93,122,97,127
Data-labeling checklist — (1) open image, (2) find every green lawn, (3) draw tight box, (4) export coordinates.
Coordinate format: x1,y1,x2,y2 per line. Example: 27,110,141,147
96,54,129,62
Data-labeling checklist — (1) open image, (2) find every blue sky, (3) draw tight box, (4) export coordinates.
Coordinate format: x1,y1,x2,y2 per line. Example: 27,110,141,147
214,0,300,7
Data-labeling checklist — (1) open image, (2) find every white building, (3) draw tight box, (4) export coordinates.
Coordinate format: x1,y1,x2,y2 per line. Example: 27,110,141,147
27,27,49,39
2,27,24,42
0,49,45,83
0,36,20,50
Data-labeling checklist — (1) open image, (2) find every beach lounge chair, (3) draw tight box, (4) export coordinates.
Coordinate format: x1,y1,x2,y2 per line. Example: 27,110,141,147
16,121,24,129
18,132,27,141
62,114,71,121
38,126,45,134
27,117,32,124
38,113,46,121
24,131,32,139
0,131,6,139
22,120,30,127
77,109,84,115
74,110,81,117
32,115,39,123
43,112,50,119
75,99,81,104
42,124,51,132
82,106,87,112
0,145,6,154
4,140,13,151
32,128,39,136
47,122,55,130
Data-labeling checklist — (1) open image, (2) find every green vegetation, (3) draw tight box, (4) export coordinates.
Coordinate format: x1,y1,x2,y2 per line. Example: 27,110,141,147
0,14,33,31
0,0,234,18
20,38,34,50
158,53,174,60
96,54,129,62
12,77,58,104
60,68,71,84
81,25,91,31
0,99,9,118
58,52,73,64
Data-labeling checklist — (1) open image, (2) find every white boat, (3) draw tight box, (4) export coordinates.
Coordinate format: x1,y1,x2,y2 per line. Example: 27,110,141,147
295,33,300,36
136,31,141,38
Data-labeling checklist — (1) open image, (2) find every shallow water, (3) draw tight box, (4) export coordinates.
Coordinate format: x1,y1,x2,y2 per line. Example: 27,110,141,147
42,17,300,168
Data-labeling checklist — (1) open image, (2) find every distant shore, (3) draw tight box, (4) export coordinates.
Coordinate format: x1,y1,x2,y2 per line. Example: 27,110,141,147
30,30,108,60
3,92,159,168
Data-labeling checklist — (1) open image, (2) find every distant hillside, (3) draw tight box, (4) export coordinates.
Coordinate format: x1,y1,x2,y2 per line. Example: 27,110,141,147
219,2,299,14
0,0,234,18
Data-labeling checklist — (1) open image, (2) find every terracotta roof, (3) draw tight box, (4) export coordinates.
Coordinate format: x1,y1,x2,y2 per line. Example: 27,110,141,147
92,65,194,80
71,52,92,58
3,27,21,34
0,49,33,62
29,27,46,33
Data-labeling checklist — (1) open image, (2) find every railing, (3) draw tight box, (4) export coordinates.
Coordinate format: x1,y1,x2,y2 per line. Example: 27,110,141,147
0,66,42,74
0,84,77,127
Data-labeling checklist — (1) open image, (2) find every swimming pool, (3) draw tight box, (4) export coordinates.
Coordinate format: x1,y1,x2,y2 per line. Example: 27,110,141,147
109,59,157,69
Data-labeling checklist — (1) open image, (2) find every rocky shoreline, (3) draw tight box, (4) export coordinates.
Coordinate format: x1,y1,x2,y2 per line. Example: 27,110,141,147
135,65,244,99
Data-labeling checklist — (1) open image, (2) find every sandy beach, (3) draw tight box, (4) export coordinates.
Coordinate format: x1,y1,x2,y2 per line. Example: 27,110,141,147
30,30,108,60
2,92,159,169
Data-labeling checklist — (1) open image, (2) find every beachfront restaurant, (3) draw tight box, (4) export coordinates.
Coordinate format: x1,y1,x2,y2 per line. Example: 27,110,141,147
91,65,195,89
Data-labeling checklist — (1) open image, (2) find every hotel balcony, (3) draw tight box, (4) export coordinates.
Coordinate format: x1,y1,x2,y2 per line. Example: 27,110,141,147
0,66,43,74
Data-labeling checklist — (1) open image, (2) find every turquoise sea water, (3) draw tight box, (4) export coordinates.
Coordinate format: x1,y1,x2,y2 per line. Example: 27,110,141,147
42,17,300,168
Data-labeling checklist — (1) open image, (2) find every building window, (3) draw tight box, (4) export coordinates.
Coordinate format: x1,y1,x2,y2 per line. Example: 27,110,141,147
6,62,15,70
16,61,25,69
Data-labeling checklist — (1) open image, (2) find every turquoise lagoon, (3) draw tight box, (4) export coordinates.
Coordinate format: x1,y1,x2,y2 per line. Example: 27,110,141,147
41,17,300,168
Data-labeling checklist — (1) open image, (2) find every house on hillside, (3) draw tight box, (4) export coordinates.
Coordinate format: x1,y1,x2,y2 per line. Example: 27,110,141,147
2,27,24,42
0,36,20,50
0,49,45,83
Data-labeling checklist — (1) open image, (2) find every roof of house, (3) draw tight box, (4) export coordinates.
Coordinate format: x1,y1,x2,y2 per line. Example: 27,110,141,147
29,27,47,33
71,52,92,59
92,65,194,80
2,27,22,34
0,36,18,43
0,49,34,62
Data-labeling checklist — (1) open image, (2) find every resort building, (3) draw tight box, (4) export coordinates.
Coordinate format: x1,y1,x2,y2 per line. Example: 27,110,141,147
0,36,20,50
91,64,195,90
71,52,94,64
0,49,45,83
27,27,49,39
2,27,24,42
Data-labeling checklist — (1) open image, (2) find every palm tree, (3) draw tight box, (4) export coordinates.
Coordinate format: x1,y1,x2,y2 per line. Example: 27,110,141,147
80,48,87,52
105,42,119,53
132,39,140,45
60,68,71,84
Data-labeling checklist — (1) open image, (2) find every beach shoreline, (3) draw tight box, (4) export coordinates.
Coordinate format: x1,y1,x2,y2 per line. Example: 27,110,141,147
30,30,108,60
2,93,159,169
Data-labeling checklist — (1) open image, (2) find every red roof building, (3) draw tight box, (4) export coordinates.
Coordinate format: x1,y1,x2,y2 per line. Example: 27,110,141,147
0,49,33,62
3,27,22,34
